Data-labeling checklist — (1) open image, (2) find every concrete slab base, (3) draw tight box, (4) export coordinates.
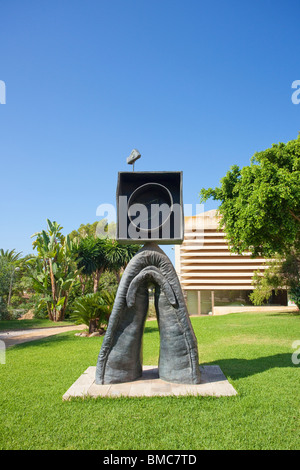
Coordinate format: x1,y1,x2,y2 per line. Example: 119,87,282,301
63,366,237,400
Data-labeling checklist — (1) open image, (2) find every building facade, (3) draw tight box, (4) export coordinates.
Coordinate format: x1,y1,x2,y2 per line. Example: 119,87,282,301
175,210,287,315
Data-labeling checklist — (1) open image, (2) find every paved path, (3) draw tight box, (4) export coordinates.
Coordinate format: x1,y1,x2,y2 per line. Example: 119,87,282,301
0,325,85,348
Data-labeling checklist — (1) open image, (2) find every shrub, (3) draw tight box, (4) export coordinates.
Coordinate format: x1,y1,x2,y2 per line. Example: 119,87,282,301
289,286,300,310
0,297,9,320
71,289,116,334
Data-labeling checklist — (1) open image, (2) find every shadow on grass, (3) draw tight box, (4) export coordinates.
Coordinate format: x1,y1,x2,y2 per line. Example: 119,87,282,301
266,312,300,318
144,326,159,334
204,353,298,380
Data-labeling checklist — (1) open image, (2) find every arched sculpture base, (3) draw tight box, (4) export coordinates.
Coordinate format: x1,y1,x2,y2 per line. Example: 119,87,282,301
95,243,201,385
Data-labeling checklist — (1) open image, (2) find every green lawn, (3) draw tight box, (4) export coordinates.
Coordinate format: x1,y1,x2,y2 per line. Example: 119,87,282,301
0,318,75,331
0,311,299,450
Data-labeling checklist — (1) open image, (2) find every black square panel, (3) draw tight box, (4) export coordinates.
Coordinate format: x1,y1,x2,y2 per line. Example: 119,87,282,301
116,171,184,244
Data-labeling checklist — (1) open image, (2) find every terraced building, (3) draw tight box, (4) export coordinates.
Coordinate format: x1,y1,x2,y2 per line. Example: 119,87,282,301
175,209,288,315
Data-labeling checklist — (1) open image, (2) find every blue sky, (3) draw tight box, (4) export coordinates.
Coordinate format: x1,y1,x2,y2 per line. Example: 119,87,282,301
1,0,299,263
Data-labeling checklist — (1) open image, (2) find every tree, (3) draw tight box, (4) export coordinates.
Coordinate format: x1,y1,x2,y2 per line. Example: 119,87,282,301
0,258,12,318
31,220,79,321
74,236,139,292
74,237,109,293
68,222,99,243
0,249,33,307
0,249,23,263
8,254,36,309
200,134,300,258
70,221,118,293
200,134,300,306
104,239,139,283
0,250,20,307
68,220,117,243
250,253,300,307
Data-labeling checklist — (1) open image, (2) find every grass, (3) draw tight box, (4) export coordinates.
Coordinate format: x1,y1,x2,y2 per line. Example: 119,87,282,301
0,318,75,331
0,311,299,450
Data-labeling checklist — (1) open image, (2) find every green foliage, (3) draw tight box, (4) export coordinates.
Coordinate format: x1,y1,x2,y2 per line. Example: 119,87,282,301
0,257,12,299
0,257,14,319
289,286,300,309
0,249,36,317
0,249,23,263
200,135,300,305
73,237,109,294
74,237,108,276
74,235,139,292
30,219,79,321
104,238,139,272
68,220,117,243
71,289,116,329
0,250,30,307
68,221,99,242
200,134,300,257
98,270,118,292
1,221,137,322
0,298,9,320
250,254,300,307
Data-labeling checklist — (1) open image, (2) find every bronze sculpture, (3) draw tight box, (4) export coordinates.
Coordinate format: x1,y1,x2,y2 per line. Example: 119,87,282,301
95,169,201,385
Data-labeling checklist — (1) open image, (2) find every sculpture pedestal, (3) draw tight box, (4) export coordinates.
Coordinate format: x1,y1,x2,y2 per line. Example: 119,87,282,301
62,365,237,400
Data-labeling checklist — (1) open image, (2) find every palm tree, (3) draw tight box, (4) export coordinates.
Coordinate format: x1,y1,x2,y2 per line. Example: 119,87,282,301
102,239,139,283
0,249,27,306
0,249,23,263
74,237,139,291
31,219,78,321
74,237,109,293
